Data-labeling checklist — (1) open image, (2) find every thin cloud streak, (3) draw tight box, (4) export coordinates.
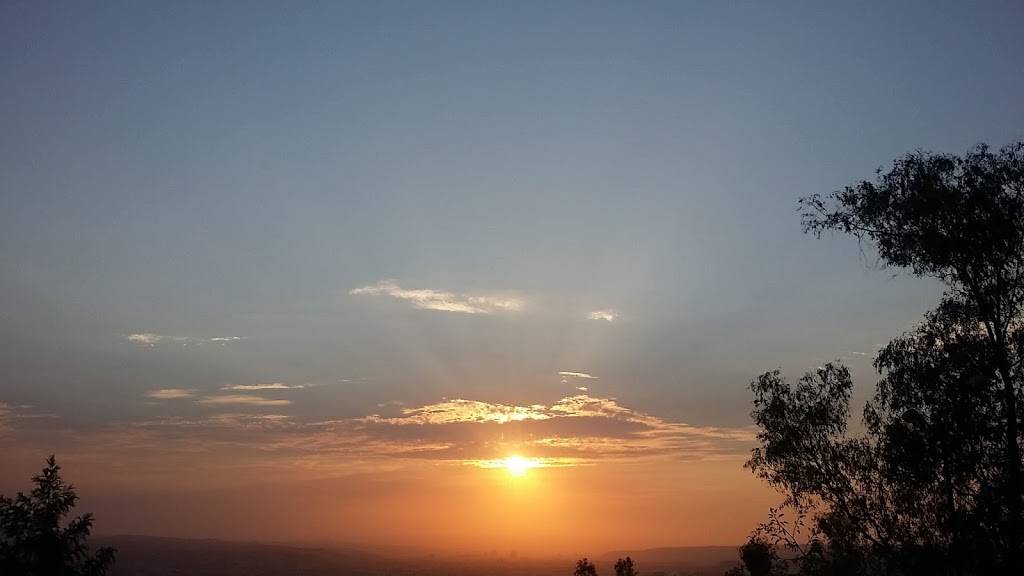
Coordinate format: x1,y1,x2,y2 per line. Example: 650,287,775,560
128,333,186,345
127,333,244,346
587,309,618,322
147,389,195,400
361,398,551,425
349,280,524,314
220,383,305,391
197,395,292,407
559,371,598,379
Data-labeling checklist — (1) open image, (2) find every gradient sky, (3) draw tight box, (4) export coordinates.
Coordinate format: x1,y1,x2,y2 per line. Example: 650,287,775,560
2,1,1023,555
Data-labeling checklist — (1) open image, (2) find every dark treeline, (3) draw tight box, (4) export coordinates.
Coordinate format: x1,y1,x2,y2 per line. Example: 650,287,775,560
725,142,1024,576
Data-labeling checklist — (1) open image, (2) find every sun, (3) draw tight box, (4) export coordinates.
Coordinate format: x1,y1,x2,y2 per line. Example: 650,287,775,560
502,455,537,477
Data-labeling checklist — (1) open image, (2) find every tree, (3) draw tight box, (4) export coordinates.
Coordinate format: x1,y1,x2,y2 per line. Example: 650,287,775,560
741,142,1024,575
738,537,777,576
801,142,1024,557
574,557,598,576
0,455,115,576
614,556,637,576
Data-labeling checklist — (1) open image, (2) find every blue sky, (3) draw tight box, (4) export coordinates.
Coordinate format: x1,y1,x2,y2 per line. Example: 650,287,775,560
4,1,1023,421
1,3,1023,546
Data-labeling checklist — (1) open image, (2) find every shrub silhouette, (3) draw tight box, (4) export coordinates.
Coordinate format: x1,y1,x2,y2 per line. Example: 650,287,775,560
614,556,637,576
739,538,776,576
725,538,779,576
574,557,598,576
0,455,115,575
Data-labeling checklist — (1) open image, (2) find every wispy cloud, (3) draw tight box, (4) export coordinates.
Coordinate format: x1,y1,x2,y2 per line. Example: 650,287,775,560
128,333,186,345
469,456,574,471
146,388,196,400
815,351,874,367
362,398,551,425
587,309,618,322
197,395,292,407
355,394,756,464
349,280,524,314
0,403,58,436
220,383,305,391
129,393,755,465
127,333,244,346
559,371,598,380
560,371,598,387
2,394,754,479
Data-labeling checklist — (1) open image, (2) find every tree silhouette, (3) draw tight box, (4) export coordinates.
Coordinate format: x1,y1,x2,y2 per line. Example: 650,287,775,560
738,537,776,576
614,556,637,576
0,455,115,576
725,537,779,576
740,142,1024,575
574,557,598,576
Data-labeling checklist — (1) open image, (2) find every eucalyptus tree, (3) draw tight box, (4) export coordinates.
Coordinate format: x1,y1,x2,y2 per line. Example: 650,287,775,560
742,143,1024,575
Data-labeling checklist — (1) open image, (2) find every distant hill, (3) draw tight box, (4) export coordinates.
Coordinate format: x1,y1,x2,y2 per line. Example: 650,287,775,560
599,546,739,572
95,535,738,576
97,535,387,576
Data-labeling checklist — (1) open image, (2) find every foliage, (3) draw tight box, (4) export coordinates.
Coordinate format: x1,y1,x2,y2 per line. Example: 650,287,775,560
0,456,115,576
738,539,773,576
574,557,598,576
614,556,637,576
737,537,777,576
739,142,1024,575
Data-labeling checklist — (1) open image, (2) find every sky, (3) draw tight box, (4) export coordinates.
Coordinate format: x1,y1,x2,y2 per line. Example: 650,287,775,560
1,0,1023,555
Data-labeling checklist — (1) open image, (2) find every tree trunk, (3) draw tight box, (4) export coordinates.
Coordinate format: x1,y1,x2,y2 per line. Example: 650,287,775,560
996,352,1022,571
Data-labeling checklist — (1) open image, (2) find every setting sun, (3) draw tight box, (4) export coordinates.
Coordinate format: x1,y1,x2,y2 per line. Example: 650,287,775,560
502,455,538,477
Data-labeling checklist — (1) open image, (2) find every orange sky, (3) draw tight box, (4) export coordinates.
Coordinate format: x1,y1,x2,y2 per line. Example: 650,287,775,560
0,395,778,554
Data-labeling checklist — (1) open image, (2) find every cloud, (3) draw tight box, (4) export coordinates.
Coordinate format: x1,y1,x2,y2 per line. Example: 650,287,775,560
146,389,195,400
349,280,523,314
587,309,618,322
353,394,756,464
220,383,305,391
128,333,186,345
362,399,551,425
469,456,574,471
127,333,244,346
1,393,754,479
0,403,58,436
559,371,598,379
560,371,598,387
125,393,755,467
0,402,11,434
197,395,292,407
816,351,874,366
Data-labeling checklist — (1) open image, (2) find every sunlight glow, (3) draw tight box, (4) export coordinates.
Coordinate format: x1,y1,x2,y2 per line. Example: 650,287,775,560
470,455,580,474
503,455,536,476
472,455,548,476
